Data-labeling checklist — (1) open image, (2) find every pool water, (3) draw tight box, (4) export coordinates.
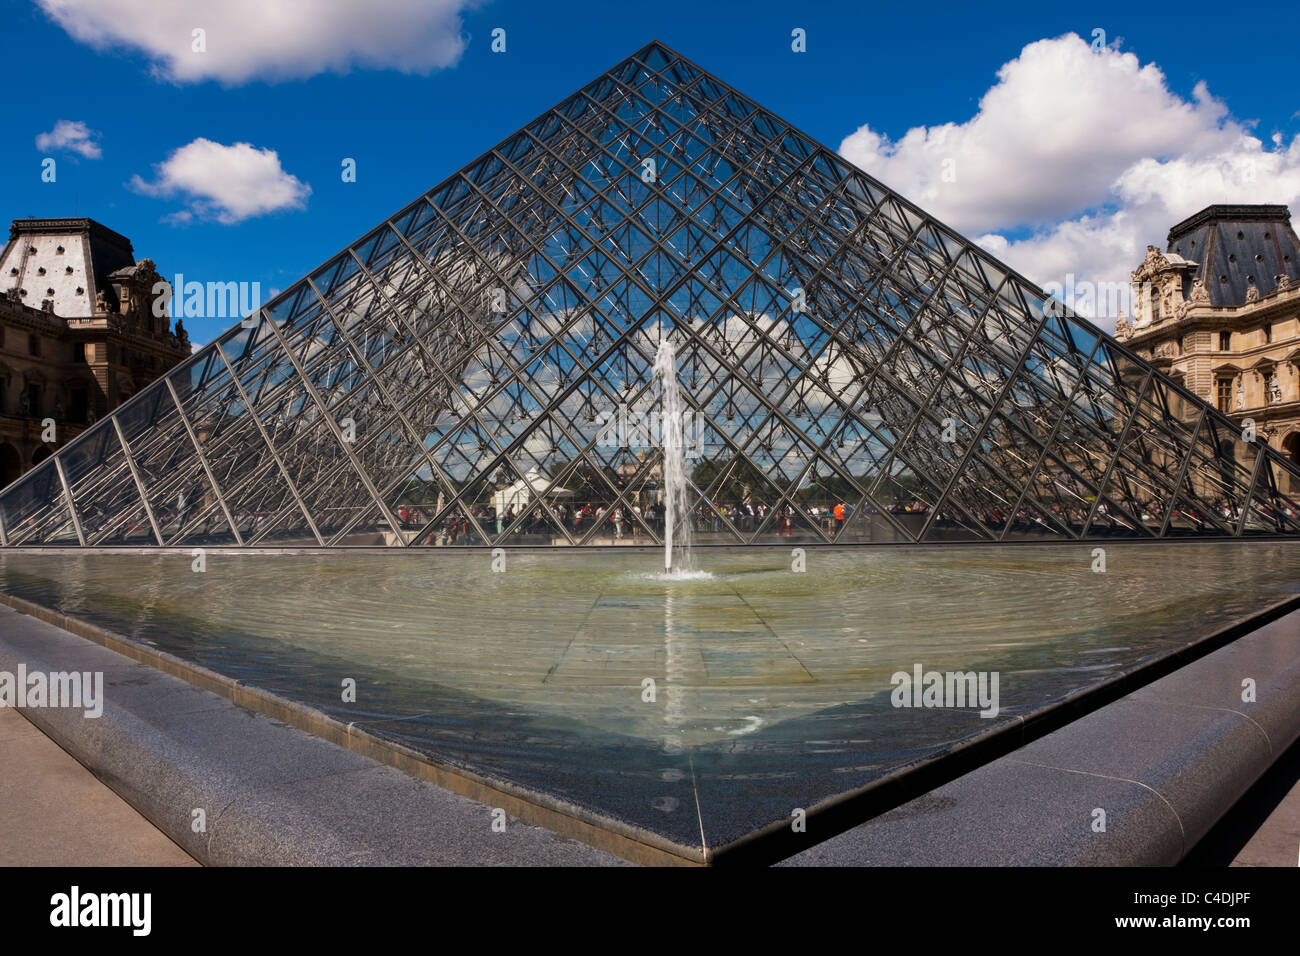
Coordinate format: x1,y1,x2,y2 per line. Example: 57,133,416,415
2,542,1297,856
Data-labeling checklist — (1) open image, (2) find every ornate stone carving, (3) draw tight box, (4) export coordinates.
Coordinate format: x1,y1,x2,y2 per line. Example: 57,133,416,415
1131,245,1168,283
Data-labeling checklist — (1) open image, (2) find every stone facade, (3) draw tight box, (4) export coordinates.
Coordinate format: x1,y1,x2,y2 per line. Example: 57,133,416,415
0,218,189,487
1115,204,1300,491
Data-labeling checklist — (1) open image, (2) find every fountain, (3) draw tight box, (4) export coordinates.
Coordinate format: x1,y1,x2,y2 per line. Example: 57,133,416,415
654,338,693,574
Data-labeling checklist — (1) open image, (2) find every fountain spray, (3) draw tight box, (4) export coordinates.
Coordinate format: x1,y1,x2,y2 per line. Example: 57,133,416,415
654,338,692,573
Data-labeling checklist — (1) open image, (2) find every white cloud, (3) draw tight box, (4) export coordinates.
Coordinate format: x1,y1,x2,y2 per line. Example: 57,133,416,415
130,139,311,224
36,0,480,84
839,33,1300,328
35,119,102,159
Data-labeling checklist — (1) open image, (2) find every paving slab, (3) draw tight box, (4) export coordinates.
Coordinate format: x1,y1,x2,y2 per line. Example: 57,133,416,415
0,707,198,866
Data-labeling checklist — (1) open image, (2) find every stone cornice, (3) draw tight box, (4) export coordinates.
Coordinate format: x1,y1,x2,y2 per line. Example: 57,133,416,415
2,296,185,360
0,296,70,333
1121,283,1300,346
1231,400,1300,419
8,217,134,254
1167,204,1292,242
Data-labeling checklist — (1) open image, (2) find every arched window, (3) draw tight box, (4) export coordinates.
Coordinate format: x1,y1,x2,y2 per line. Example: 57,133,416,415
0,443,20,486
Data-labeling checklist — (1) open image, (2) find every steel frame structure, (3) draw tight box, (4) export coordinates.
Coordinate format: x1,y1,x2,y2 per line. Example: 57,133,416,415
3,40,1300,549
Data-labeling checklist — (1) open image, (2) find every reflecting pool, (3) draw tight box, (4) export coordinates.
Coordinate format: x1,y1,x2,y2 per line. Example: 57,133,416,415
2,542,1297,857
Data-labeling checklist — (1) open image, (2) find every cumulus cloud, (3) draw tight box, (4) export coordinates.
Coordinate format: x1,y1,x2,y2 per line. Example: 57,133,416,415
130,139,311,224
36,0,480,84
839,33,1300,328
35,119,102,159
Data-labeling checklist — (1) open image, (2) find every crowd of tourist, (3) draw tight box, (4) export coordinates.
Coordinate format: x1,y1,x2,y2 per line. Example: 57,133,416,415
390,493,1300,544
397,497,864,544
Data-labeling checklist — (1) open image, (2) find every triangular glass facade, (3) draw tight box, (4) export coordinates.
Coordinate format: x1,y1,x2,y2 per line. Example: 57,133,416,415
4,40,1300,548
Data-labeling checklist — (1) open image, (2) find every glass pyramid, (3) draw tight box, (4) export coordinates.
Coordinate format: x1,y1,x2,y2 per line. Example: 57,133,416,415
4,40,1300,549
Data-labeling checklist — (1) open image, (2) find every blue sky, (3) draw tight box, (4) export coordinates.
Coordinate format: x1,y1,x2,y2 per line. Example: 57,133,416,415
4,0,1300,346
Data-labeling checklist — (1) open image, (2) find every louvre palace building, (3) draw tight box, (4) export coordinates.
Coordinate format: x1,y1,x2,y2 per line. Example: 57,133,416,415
0,217,190,486
1116,204,1300,489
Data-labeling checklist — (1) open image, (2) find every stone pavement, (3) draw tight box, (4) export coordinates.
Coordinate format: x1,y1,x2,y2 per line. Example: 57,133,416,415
1183,730,1300,867
0,705,198,866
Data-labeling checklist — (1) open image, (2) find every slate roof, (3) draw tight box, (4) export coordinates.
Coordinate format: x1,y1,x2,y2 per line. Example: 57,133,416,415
1167,204,1300,306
